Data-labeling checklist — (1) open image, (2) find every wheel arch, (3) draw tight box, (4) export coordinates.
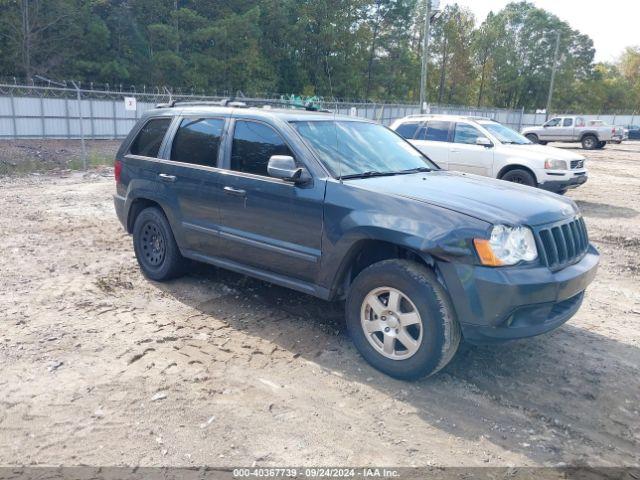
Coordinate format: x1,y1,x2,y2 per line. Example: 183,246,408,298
497,163,539,183
579,130,599,141
328,239,443,301
126,197,165,233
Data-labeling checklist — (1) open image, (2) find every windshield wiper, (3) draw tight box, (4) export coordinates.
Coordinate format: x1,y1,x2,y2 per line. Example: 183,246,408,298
397,167,432,174
339,170,398,180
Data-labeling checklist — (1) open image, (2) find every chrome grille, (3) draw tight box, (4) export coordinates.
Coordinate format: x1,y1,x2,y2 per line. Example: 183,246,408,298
535,217,589,270
570,159,584,169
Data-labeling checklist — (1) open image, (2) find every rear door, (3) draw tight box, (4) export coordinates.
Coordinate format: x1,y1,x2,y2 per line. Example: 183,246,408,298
216,118,324,283
448,122,494,176
411,120,452,168
160,116,227,256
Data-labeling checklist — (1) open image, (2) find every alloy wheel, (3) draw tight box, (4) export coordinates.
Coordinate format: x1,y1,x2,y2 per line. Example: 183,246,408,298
360,287,423,360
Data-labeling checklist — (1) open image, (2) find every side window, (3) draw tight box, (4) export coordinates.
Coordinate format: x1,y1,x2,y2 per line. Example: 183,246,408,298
231,120,293,177
129,118,172,157
170,118,225,167
424,121,451,142
545,118,560,127
453,123,482,144
395,122,420,139
562,118,573,127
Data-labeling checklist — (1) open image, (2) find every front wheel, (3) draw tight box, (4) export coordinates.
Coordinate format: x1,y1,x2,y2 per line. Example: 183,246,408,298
501,168,536,187
525,133,539,144
345,259,461,380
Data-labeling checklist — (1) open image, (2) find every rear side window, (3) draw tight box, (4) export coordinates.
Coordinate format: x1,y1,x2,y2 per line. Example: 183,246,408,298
454,123,482,144
417,121,450,142
129,118,172,157
231,120,292,177
563,118,573,127
170,118,225,167
395,122,420,139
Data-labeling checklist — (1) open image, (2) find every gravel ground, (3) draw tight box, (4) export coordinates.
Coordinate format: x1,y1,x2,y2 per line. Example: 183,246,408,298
0,142,639,468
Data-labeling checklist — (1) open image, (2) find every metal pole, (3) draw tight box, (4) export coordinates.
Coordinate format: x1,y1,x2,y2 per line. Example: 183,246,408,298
71,81,87,170
545,31,561,121
419,0,431,113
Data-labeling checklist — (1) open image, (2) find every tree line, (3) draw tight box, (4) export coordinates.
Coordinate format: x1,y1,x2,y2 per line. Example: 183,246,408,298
1,0,639,112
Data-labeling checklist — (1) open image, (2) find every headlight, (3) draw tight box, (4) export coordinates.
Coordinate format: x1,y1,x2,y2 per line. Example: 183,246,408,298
544,159,567,170
474,225,538,266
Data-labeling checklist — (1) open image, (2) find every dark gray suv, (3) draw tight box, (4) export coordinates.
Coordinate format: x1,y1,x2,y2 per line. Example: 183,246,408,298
114,103,599,379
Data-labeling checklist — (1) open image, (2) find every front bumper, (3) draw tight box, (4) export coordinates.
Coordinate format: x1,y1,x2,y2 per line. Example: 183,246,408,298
539,172,588,192
437,245,599,344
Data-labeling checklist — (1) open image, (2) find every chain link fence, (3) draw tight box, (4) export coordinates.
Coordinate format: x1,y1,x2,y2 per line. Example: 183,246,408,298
0,82,530,141
1,81,637,158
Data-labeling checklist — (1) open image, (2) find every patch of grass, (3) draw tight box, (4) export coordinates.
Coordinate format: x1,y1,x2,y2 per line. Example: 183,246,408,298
67,152,114,170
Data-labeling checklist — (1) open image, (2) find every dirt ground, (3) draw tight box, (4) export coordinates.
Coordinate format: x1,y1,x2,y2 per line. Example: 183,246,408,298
0,141,639,468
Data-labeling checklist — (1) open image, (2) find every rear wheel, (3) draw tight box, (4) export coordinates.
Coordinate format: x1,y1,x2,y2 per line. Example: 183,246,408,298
345,259,461,380
525,133,539,144
581,135,598,150
501,168,536,187
133,207,186,281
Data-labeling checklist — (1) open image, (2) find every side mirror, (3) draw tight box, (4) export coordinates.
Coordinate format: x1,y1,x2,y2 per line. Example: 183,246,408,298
543,124,549,128
475,136,493,147
267,155,306,183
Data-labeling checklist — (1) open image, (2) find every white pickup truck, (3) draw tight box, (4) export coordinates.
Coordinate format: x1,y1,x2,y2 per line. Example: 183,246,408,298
390,114,588,194
521,116,619,149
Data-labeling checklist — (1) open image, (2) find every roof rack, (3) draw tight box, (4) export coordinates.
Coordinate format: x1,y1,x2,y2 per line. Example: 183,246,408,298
155,98,248,108
155,98,328,112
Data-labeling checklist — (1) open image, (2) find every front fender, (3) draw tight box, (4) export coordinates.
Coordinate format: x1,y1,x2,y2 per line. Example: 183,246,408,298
318,180,489,291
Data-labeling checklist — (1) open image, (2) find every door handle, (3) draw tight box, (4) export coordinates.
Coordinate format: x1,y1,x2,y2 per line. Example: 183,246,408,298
158,173,176,182
450,149,460,153
223,186,246,197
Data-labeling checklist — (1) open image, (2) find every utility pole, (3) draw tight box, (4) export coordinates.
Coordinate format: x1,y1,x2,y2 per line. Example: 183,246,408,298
419,0,431,113
545,31,561,120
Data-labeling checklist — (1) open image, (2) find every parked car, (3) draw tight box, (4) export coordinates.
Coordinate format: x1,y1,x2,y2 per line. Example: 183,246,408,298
521,116,617,149
585,120,625,144
390,114,587,194
114,103,599,380
624,125,640,140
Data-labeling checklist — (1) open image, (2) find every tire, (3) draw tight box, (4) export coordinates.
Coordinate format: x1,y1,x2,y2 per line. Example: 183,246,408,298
525,133,539,144
501,168,536,187
557,189,568,195
581,135,598,150
345,259,461,380
132,206,186,281
596,141,606,149
538,140,548,145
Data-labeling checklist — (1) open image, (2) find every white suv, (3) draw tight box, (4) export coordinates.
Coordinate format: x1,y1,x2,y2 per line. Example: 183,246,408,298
390,115,588,194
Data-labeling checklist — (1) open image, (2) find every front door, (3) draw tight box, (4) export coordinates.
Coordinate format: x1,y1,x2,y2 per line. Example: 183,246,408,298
540,117,562,141
217,119,324,283
448,122,494,176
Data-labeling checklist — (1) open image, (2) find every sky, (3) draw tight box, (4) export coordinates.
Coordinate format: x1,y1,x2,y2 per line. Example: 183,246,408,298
440,0,640,63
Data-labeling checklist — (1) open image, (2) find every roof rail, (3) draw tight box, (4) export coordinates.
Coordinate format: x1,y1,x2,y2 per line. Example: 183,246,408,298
155,98,248,108
154,98,329,112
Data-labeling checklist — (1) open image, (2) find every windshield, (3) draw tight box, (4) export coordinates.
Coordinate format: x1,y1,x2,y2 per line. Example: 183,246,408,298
291,120,437,178
480,122,531,145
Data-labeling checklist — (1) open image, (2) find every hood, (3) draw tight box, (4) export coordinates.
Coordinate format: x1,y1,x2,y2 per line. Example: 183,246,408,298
497,143,585,161
346,171,579,226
